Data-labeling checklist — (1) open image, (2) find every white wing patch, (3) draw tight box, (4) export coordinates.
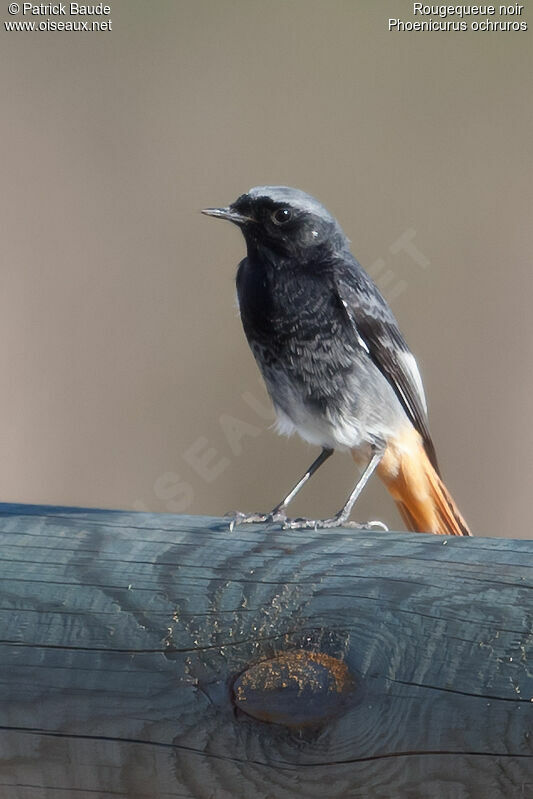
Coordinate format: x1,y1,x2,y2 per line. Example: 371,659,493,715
341,299,369,353
400,351,428,416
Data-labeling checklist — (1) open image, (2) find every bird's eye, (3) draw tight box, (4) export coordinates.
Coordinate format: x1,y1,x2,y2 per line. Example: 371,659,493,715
271,208,292,226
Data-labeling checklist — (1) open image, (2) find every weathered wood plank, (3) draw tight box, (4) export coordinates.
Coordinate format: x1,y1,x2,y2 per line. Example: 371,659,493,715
0,503,531,798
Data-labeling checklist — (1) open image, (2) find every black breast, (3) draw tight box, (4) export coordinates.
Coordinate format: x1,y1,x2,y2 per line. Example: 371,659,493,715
236,254,359,410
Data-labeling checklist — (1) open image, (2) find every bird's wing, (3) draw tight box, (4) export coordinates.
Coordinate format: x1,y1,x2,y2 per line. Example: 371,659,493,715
334,260,440,474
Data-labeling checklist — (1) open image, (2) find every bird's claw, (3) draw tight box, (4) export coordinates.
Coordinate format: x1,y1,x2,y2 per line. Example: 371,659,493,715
225,509,288,531
282,517,389,531
225,510,387,533
364,519,389,532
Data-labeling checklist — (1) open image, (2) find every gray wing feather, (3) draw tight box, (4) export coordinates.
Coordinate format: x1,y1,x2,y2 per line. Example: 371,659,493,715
334,261,440,475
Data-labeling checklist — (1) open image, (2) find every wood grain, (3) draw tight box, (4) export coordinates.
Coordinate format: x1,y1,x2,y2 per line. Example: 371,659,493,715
0,503,531,798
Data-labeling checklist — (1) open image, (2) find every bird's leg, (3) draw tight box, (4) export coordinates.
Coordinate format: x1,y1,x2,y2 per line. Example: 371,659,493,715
269,447,334,520
283,448,387,531
228,448,333,529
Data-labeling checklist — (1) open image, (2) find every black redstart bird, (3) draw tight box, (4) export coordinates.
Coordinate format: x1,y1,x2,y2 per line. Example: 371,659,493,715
203,186,471,536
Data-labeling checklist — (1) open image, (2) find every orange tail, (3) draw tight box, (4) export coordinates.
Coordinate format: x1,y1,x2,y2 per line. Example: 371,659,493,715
372,427,472,536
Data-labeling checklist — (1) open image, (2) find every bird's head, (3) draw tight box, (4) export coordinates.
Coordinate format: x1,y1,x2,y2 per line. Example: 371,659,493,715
202,186,348,260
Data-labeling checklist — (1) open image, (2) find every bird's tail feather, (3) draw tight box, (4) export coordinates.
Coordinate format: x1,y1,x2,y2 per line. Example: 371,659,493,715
371,427,472,537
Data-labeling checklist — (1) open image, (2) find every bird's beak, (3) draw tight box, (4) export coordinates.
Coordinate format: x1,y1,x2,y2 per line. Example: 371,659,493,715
201,207,254,226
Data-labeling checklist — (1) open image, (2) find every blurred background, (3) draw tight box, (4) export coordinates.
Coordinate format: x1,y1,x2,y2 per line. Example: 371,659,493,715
1,1,532,537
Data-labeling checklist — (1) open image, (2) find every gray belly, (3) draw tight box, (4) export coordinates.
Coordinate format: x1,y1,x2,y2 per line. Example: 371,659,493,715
257,347,409,452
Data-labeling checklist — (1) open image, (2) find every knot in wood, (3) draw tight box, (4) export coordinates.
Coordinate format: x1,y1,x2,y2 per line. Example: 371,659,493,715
232,649,354,727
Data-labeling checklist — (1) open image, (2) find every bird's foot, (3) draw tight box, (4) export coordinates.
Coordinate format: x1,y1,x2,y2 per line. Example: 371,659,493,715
225,509,287,532
282,516,388,531
224,510,388,533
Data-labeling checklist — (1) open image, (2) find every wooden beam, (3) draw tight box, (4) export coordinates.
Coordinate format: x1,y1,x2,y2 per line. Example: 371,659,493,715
0,503,531,798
